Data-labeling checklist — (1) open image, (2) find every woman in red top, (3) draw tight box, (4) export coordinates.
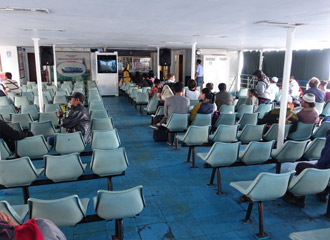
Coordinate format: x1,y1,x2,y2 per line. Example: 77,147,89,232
149,79,161,98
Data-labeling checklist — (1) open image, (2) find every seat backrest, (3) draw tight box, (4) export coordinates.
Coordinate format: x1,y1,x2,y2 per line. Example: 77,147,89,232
237,88,248,98
190,100,199,107
28,195,87,227
91,117,114,130
240,141,274,165
39,112,59,127
16,135,49,159
272,140,309,162
54,132,85,155
263,124,291,141
0,138,13,160
312,121,330,138
211,125,238,142
0,200,27,224
89,101,105,113
238,124,265,144
8,122,23,132
220,105,235,113
136,92,149,104
303,138,326,160
33,95,49,106
44,153,85,182
315,102,325,115
0,105,16,121
30,121,56,138
0,157,40,187
247,172,292,201
214,113,236,127
91,129,120,150
90,110,109,119
22,92,34,103
287,122,314,141
53,95,67,105
146,97,159,114
235,98,246,111
166,114,189,131
288,168,330,196
21,104,39,120
44,103,61,113
238,113,258,130
91,147,129,177
205,142,240,167
182,126,209,145
94,186,145,220
256,104,272,119
237,104,254,119
321,102,330,116
10,113,33,130
191,113,213,127
14,96,30,107
0,96,11,106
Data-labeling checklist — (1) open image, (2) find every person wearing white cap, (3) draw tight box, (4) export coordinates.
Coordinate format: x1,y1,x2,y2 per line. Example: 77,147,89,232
297,93,319,124
268,77,280,102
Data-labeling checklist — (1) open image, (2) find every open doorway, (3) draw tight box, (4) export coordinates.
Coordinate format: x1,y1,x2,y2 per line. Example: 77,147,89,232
172,50,185,84
28,53,37,82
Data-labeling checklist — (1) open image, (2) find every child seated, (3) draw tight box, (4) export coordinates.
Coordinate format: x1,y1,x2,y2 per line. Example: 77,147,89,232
246,89,259,106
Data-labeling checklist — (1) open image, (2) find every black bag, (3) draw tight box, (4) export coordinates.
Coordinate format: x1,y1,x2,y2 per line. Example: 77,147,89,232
152,115,168,142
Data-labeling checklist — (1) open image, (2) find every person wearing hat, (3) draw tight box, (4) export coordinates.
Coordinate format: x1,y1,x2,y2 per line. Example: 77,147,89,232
268,77,280,102
297,93,319,124
47,92,91,146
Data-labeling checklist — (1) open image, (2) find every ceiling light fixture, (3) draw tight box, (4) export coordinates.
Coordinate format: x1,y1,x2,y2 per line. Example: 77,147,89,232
0,7,50,14
20,28,65,32
254,20,306,27
203,35,227,38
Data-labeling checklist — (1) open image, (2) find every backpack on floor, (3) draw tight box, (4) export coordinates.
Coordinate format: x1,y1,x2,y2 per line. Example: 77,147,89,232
153,126,168,142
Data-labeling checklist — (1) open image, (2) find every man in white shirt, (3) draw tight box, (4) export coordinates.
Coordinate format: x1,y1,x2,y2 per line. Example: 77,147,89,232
1,72,20,94
268,77,280,102
289,75,300,99
195,59,203,87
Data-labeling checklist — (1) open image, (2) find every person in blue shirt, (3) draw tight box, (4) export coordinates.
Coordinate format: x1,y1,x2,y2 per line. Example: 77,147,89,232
305,77,326,103
195,59,203,86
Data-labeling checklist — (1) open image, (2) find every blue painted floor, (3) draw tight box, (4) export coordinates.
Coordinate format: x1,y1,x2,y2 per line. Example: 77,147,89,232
2,96,330,239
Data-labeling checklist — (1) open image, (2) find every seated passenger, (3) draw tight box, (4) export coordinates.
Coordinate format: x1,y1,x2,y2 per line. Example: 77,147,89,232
48,92,91,146
258,102,298,132
185,79,199,100
0,72,20,94
0,211,66,240
305,77,326,103
205,82,214,92
149,79,161,98
0,119,34,152
283,130,330,207
190,88,215,121
246,89,259,107
297,93,319,124
156,82,190,126
147,70,155,83
215,83,233,110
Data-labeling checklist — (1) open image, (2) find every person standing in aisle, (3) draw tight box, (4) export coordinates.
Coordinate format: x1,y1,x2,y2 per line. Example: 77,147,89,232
195,59,204,87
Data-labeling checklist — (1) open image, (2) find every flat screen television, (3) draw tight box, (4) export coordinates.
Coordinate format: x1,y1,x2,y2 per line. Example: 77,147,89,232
97,55,117,73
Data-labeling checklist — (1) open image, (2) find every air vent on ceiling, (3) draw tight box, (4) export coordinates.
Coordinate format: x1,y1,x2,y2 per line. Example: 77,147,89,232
0,7,50,14
254,21,306,27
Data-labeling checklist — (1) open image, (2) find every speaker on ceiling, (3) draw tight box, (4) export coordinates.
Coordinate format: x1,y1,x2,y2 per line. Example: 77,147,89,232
159,48,171,66
40,46,54,66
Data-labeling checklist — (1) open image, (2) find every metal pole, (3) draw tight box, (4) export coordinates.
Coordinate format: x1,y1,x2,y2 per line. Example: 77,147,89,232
156,47,160,79
53,44,58,87
191,42,197,79
277,27,295,148
237,50,243,91
33,38,44,113
259,50,264,70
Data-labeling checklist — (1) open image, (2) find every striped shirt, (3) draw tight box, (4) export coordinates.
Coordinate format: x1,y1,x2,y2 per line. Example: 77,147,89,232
2,79,20,93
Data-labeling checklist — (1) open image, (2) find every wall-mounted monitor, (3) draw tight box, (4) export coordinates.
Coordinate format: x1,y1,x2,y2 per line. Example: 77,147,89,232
97,55,117,73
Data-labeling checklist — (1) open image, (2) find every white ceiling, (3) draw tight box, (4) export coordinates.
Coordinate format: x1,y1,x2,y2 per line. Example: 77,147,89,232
1,0,330,50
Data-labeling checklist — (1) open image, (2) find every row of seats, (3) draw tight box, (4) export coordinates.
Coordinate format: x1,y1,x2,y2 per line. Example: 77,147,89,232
230,168,330,238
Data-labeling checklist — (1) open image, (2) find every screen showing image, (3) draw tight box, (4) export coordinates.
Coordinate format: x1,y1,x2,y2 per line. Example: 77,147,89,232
97,55,117,73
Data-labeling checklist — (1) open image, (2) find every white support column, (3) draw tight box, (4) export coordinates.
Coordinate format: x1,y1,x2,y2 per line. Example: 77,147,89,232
33,38,44,113
191,42,197,79
237,50,243,91
156,47,160,79
259,50,264,70
53,44,58,87
277,27,295,148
